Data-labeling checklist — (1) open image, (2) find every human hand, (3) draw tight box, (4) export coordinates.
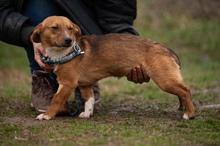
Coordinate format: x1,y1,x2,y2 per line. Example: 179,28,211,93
32,42,54,71
126,66,150,84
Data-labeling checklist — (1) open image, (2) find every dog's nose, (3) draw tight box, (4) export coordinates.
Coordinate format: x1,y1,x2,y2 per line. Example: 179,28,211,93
64,38,72,45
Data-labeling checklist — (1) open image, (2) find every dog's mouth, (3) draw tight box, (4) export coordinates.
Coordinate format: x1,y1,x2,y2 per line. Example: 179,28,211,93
56,43,72,48
62,43,73,48
54,38,73,48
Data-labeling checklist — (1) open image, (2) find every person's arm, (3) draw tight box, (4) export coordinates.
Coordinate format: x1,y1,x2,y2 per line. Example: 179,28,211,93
0,0,34,47
0,1,51,71
92,0,139,35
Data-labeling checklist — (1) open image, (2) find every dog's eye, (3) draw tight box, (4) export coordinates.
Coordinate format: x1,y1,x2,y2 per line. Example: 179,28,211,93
51,26,59,30
68,27,73,31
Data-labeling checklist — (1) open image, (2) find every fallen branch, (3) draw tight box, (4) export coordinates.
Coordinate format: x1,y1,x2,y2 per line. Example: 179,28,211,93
198,104,220,110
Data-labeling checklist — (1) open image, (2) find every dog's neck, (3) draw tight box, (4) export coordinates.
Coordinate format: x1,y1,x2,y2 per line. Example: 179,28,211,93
46,45,74,60
42,42,84,65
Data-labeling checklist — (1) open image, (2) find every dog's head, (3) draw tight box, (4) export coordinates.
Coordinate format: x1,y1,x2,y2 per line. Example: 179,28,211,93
31,16,82,48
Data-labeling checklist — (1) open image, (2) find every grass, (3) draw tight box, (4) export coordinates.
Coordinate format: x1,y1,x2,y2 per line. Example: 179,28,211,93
0,0,220,146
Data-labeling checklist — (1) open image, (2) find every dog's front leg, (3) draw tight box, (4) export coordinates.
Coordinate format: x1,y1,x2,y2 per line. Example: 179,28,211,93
36,84,76,120
78,85,95,118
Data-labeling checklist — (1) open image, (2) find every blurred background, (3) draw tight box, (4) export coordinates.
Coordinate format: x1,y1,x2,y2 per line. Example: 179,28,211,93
0,1,219,145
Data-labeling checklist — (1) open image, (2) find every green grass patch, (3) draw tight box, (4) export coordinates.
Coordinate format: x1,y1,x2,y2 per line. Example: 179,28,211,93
0,42,29,70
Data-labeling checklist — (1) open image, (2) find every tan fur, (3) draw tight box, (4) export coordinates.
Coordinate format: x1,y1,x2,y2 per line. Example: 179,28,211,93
32,16,195,120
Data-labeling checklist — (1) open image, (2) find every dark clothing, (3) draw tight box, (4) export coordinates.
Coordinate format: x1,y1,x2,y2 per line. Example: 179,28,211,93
0,0,138,47
0,0,34,47
22,0,66,26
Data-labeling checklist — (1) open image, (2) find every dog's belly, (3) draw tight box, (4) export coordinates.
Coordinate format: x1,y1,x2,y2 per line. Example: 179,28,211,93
78,71,114,86
77,64,138,86
78,74,97,85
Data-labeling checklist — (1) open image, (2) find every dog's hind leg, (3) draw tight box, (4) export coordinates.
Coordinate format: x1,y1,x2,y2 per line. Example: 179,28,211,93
147,61,195,119
78,85,95,118
178,95,185,110
155,79,194,119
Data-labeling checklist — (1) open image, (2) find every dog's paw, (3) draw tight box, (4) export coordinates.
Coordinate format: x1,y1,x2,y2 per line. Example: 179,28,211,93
36,113,52,120
183,113,189,120
183,113,195,120
79,111,93,118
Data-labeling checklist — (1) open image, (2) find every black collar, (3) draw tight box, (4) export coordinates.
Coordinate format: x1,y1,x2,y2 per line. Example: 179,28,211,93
41,44,84,65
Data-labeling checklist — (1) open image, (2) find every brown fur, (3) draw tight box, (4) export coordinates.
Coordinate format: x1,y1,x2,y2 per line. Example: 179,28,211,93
32,16,195,120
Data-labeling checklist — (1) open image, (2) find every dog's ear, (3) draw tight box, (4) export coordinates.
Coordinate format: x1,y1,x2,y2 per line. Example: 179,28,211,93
73,23,82,39
31,23,43,43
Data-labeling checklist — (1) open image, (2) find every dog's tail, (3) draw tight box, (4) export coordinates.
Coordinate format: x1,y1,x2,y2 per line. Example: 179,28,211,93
167,48,181,68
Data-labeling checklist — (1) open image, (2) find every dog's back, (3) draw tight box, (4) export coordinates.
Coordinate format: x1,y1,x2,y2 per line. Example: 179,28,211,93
78,33,181,77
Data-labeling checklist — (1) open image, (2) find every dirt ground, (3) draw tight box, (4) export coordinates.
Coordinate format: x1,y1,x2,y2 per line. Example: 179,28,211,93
1,69,219,125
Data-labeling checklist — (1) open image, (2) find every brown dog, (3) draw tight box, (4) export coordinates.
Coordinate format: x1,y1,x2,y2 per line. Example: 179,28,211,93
31,16,195,120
